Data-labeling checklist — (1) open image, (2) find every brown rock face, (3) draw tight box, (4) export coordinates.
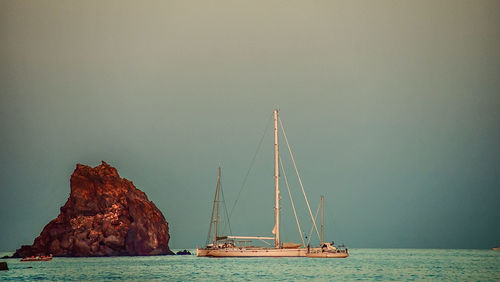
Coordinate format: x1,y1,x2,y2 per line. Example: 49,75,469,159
13,161,173,257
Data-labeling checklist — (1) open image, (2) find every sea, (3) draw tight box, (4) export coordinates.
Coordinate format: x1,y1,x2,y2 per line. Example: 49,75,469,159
1,249,499,281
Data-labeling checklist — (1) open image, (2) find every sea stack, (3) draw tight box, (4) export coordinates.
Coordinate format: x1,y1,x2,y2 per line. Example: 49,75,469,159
13,161,174,257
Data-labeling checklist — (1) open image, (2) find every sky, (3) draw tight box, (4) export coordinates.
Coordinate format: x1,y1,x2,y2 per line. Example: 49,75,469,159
0,0,499,251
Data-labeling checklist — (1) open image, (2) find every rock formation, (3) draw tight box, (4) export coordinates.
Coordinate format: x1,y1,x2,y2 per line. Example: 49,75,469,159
13,161,173,257
176,249,192,255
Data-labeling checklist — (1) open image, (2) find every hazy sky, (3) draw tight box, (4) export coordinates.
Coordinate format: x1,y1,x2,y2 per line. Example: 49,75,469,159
1,0,499,250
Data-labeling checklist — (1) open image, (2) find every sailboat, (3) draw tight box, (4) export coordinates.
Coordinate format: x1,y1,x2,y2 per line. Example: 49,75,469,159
197,109,339,257
306,196,349,258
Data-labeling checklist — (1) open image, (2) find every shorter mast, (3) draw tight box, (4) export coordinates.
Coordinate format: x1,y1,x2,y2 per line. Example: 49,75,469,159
321,195,324,245
208,167,221,248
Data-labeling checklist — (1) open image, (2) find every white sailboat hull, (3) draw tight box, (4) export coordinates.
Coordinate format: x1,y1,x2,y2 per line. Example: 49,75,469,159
306,251,349,258
196,248,211,257
201,247,314,257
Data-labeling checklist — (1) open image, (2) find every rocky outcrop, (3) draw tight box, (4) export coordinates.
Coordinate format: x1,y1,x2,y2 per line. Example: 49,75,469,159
13,161,173,257
176,250,192,255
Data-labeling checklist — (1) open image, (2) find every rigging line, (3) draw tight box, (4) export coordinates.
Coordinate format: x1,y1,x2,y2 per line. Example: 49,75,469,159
279,153,306,247
307,203,321,246
229,113,273,219
259,239,272,246
219,170,233,235
279,116,321,241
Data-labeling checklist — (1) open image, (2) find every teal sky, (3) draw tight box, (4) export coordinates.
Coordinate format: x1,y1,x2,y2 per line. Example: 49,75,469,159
1,0,499,250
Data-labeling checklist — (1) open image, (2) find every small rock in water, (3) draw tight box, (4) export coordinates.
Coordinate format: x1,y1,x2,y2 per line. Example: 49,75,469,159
0,261,8,271
176,250,191,255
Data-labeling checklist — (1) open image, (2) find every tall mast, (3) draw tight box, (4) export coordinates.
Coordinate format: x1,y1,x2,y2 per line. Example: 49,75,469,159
214,167,221,248
274,109,280,248
321,195,324,245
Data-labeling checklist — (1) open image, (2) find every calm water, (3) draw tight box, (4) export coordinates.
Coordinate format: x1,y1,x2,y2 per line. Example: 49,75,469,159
1,249,499,281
